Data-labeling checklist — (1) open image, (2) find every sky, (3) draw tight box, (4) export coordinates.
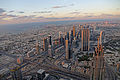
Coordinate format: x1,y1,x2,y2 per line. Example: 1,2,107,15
0,0,120,25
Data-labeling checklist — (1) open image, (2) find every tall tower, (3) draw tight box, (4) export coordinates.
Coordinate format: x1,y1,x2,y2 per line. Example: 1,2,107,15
48,35,53,57
73,26,75,37
48,35,52,45
81,28,90,51
43,38,48,51
65,39,70,60
99,31,103,45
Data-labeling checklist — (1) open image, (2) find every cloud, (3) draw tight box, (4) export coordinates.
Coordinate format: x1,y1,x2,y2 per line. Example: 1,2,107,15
0,8,6,13
52,4,74,9
9,10,14,13
69,4,74,6
69,11,80,14
45,17,75,20
7,14,17,17
18,11,24,13
33,11,52,13
52,6,66,8
37,16,44,18
116,8,120,10
87,16,93,17
101,14,114,16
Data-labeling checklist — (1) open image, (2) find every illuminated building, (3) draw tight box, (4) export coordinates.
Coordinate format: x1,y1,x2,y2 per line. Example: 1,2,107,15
73,26,75,37
81,28,90,51
65,39,70,60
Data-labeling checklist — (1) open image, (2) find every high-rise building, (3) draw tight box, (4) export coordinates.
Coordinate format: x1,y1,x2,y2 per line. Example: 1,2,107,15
72,37,77,48
73,26,75,37
48,35,52,45
65,39,70,60
99,31,103,45
48,35,53,57
81,28,90,51
79,25,83,39
43,38,48,51
48,45,53,57
69,30,73,44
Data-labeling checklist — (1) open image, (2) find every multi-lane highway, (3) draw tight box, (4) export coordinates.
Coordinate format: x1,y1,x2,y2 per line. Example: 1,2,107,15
104,62,117,80
0,44,90,80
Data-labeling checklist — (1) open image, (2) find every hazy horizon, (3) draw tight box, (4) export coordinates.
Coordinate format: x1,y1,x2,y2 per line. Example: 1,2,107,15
0,0,120,25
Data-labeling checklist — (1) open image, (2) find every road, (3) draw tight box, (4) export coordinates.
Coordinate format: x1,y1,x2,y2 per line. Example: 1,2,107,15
104,62,117,80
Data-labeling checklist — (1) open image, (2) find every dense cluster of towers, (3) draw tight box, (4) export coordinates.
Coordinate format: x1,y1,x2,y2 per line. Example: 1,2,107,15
39,25,91,60
4,24,105,80
92,31,104,80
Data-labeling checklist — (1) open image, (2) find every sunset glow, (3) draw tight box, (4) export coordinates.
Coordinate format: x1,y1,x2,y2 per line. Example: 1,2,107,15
0,0,120,24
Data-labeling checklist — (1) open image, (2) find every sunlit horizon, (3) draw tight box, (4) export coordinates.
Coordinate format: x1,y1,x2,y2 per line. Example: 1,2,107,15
0,0,120,25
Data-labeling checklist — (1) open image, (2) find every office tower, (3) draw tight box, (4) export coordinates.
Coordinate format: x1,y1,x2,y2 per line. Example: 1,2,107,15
48,35,53,57
97,37,100,53
65,32,67,40
72,37,77,48
79,24,83,30
79,25,83,39
48,45,53,57
10,66,22,80
48,35,52,45
43,38,48,51
66,32,69,40
69,30,73,44
65,39,70,60
73,26,75,37
65,32,69,40
71,30,73,38
99,31,103,45
81,28,90,51
37,69,45,80
36,41,39,54
69,30,71,39
76,32,79,40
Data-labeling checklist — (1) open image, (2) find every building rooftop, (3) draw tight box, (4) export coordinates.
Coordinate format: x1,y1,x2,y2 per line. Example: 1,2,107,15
37,69,45,74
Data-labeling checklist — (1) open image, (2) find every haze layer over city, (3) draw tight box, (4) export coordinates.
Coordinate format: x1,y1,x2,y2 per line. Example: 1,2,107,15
0,0,120,80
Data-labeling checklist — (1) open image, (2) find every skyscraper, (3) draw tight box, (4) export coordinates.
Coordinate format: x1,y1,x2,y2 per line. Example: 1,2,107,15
48,35,53,57
81,28,90,51
99,31,103,45
48,35,52,45
69,30,73,44
43,38,48,51
79,25,83,40
65,39,70,60
73,26,75,37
